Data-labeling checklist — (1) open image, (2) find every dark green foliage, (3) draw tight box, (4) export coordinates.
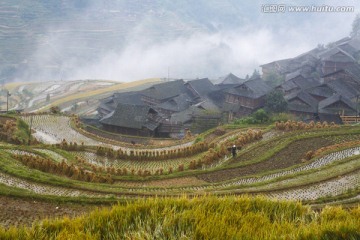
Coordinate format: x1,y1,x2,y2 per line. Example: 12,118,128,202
265,90,288,113
252,109,269,123
264,71,285,87
233,109,270,124
49,106,61,114
251,69,260,78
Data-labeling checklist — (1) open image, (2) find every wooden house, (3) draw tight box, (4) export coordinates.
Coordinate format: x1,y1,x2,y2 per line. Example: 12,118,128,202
279,74,321,96
318,47,356,75
156,93,193,115
322,65,360,91
307,85,336,102
185,78,216,100
318,94,357,116
223,77,272,116
140,79,188,105
260,59,293,79
216,73,245,85
285,91,318,119
97,91,144,117
100,103,161,137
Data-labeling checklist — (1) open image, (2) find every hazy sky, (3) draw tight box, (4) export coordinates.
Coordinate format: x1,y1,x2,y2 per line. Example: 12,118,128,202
24,0,360,81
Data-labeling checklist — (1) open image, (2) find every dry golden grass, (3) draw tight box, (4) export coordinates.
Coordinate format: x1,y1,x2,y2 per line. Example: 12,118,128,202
1,196,359,239
4,82,32,91
40,78,161,111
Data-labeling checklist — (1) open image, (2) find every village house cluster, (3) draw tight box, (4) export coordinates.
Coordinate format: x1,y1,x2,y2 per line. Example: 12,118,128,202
263,36,360,122
97,74,271,137
97,36,360,137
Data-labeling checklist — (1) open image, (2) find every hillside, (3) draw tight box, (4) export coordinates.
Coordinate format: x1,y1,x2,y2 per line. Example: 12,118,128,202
1,1,360,235
0,111,358,227
0,78,160,114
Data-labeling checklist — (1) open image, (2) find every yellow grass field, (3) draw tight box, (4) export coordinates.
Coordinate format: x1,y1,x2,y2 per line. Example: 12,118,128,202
4,82,31,91
39,78,161,111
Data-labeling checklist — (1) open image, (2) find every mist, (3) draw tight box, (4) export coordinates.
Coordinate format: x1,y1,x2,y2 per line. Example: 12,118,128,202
16,0,360,82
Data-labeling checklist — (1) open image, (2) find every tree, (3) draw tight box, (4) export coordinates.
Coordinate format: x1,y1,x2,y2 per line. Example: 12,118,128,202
264,71,284,87
252,109,269,123
264,90,288,113
351,13,360,37
50,106,61,114
251,69,260,78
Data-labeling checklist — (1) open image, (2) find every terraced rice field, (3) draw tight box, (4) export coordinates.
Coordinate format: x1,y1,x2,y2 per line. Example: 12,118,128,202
21,114,195,152
74,151,196,174
1,114,360,227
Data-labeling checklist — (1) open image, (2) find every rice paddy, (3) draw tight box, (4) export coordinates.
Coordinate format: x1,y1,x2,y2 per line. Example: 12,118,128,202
0,113,360,238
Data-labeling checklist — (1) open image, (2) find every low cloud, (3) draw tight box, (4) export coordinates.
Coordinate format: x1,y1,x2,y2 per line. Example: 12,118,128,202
22,0,358,82
70,25,344,81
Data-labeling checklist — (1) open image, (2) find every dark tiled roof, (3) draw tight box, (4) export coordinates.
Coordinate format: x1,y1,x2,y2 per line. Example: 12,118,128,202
286,91,319,113
156,93,192,112
282,77,321,92
218,73,245,85
326,79,360,99
318,94,356,111
113,91,145,105
98,102,115,113
100,104,159,130
318,47,355,62
170,106,201,123
293,77,321,90
307,85,335,98
98,92,145,116
288,103,317,113
186,78,216,97
141,79,187,101
193,98,220,112
294,47,324,61
227,78,272,99
285,91,318,108
214,84,239,90
281,80,298,91
321,64,360,84
260,58,292,70
338,43,359,57
285,69,303,81
343,64,360,82
207,89,226,107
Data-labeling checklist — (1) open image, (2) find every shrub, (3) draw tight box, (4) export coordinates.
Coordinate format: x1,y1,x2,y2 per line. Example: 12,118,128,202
305,150,315,160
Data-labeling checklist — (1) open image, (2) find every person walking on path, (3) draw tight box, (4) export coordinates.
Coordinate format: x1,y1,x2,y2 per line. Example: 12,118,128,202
231,144,237,157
